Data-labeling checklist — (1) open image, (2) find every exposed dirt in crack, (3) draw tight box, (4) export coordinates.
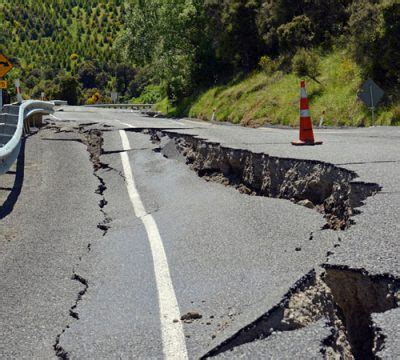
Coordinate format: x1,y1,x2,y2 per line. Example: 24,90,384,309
202,268,400,359
322,266,400,359
139,129,381,230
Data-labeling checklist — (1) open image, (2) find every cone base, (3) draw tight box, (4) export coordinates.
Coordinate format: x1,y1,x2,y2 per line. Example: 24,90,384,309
291,140,323,146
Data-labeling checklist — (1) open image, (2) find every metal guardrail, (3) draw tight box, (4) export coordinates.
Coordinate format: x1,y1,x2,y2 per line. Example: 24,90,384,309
84,103,154,111
0,100,54,174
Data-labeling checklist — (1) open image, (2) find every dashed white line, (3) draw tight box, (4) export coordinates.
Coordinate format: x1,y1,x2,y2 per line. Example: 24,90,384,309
119,130,188,360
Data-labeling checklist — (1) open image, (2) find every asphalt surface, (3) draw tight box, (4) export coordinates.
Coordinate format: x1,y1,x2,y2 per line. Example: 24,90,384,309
1,106,399,359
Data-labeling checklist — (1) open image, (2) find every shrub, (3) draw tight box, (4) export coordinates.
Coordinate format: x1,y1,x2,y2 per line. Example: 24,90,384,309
132,85,164,104
277,15,315,53
292,49,321,84
259,56,278,75
391,104,400,126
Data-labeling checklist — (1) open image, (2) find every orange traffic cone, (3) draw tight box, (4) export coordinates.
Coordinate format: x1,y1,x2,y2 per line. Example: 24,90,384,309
291,80,322,146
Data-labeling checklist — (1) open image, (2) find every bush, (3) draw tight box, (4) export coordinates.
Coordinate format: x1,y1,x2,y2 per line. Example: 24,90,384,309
31,80,61,100
83,88,111,105
85,90,102,105
258,56,278,75
78,61,98,89
70,53,79,61
277,15,315,53
292,49,321,84
391,104,400,126
132,84,164,104
57,75,80,105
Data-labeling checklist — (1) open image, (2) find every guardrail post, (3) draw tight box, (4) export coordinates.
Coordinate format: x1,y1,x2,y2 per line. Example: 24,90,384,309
23,118,30,135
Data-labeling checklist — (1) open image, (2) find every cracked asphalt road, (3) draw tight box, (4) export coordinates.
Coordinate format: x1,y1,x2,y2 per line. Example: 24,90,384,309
1,106,399,359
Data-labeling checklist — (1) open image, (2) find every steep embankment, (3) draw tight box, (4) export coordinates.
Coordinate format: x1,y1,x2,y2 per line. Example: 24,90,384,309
158,51,400,127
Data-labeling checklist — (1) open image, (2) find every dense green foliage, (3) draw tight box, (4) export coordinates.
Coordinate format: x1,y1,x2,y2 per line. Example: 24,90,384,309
2,0,400,125
1,0,134,104
120,0,400,125
118,0,216,101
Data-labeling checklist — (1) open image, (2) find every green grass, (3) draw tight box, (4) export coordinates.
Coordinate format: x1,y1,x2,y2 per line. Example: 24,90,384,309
158,50,400,127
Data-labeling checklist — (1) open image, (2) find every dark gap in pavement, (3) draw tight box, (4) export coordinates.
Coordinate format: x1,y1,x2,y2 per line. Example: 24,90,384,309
54,329,70,360
80,128,114,236
54,273,89,359
68,274,89,321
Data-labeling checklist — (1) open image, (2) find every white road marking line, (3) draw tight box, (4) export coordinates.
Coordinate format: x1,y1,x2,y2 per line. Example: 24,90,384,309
257,127,294,134
117,120,135,128
49,114,62,121
318,131,357,134
181,119,213,127
117,119,188,129
119,130,188,360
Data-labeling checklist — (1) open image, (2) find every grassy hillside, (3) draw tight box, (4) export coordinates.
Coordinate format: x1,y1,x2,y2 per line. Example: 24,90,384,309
157,50,400,127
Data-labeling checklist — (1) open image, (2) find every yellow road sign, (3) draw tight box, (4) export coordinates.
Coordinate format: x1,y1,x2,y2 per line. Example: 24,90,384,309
0,54,14,78
0,80,7,89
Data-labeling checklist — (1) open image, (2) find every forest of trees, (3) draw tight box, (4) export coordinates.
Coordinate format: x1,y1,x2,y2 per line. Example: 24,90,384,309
1,0,136,104
118,0,400,107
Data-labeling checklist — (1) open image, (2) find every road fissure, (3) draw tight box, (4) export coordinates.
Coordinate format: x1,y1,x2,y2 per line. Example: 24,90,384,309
143,129,381,230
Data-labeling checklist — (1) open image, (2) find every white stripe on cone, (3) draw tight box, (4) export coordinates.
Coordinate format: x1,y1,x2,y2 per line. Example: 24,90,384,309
300,109,311,117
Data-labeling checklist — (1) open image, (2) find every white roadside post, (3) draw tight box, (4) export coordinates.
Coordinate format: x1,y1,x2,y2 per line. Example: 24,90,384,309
15,79,23,103
111,91,118,104
319,110,325,128
211,108,216,122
